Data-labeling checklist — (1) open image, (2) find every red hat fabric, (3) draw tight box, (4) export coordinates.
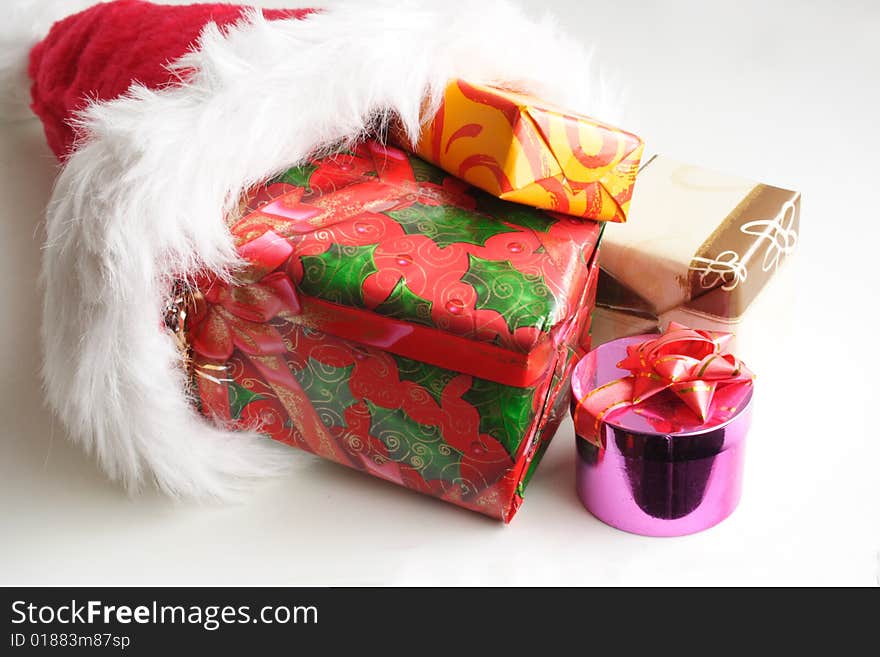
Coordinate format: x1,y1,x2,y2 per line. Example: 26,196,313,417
29,0,309,160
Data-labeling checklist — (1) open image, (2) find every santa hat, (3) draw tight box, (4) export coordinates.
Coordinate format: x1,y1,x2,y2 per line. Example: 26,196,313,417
9,0,616,500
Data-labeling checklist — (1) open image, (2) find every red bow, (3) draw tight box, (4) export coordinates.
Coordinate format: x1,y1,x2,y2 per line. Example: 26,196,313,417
186,255,349,464
573,322,754,447
188,270,300,362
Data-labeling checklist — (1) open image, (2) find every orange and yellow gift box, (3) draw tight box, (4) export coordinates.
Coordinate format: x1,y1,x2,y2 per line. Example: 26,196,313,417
403,80,644,222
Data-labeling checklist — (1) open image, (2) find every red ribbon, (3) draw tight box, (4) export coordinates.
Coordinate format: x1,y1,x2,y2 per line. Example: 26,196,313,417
573,322,754,447
187,226,556,388
187,269,350,464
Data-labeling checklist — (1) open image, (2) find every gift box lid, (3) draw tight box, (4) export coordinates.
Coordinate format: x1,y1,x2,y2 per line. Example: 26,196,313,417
598,155,800,320
571,325,755,447
213,141,601,386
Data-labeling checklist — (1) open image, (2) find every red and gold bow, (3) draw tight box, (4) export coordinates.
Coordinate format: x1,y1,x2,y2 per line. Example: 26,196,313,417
573,322,754,447
186,261,350,464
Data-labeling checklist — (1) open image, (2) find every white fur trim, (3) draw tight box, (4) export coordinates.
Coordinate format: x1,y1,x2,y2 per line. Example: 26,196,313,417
40,0,614,500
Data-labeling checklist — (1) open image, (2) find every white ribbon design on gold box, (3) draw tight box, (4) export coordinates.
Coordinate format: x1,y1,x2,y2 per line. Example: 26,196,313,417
689,198,799,291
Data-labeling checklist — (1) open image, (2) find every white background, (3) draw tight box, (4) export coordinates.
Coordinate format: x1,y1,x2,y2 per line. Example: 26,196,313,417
1,0,877,586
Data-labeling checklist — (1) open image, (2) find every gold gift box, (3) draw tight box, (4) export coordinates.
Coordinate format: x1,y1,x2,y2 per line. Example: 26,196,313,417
594,155,801,352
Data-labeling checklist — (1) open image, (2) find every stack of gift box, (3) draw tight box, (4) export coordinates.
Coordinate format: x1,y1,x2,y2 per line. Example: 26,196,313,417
174,79,798,530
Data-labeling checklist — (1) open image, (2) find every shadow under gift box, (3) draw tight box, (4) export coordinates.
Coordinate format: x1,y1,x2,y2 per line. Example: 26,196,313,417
572,335,753,536
592,156,800,359
175,141,602,522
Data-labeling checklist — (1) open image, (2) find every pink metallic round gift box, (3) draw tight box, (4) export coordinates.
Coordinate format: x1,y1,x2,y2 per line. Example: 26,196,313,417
570,331,754,537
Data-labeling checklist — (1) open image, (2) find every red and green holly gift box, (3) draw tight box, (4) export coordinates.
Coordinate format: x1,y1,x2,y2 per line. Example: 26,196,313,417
174,140,602,522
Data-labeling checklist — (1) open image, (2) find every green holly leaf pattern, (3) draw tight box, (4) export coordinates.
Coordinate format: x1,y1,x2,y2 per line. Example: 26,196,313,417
393,355,460,405
519,437,551,495
298,244,378,308
228,381,264,420
461,254,557,333
273,163,318,190
387,203,511,249
408,156,447,185
366,401,461,482
292,358,356,428
476,192,555,233
374,279,434,327
461,378,535,457
519,349,578,494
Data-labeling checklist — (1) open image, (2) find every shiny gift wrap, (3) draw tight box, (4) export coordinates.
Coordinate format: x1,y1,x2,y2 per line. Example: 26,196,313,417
571,325,754,536
406,80,644,222
594,156,800,353
178,141,602,521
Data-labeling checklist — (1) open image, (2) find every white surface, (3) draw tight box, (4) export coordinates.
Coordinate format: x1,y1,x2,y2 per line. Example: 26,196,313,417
1,0,878,586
